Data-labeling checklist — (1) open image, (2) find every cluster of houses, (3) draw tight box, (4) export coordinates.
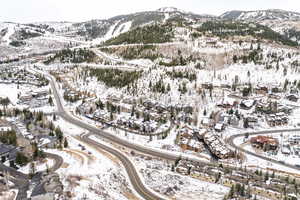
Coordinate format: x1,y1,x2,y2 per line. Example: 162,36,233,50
77,99,163,134
18,88,50,108
176,125,235,160
116,116,158,134
31,172,64,200
281,135,300,156
175,159,291,199
0,66,47,86
143,100,193,114
0,143,18,165
215,95,294,131
75,92,196,135
214,112,240,132
255,100,292,115
250,134,300,158
177,127,206,153
203,132,233,159
250,136,279,151
265,113,289,127
0,120,19,166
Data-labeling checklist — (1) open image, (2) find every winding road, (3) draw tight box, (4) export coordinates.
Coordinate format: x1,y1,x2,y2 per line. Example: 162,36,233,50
45,71,166,200
0,152,63,200
37,63,300,200
228,128,300,171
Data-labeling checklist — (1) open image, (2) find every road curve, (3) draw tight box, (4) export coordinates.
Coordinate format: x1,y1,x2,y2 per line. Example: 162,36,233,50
228,128,300,171
81,133,164,200
45,72,165,200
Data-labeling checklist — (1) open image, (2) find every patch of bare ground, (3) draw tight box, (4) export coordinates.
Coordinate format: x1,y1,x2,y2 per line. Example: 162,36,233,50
71,149,96,165
122,189,142,200
60,162,69,168
0,190,17,200
63,149,85,165
73,135,121,166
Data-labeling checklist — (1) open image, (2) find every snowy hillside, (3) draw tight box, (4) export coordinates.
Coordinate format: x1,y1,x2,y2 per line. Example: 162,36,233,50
220,9,300,44
221,9,300,21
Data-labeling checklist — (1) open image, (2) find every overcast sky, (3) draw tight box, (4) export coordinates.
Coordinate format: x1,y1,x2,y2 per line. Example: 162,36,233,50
1,0,300,23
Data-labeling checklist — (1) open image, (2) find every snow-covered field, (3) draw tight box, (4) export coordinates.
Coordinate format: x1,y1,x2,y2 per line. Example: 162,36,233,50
134,156,228,200
49,119,142,200
18,158,55,174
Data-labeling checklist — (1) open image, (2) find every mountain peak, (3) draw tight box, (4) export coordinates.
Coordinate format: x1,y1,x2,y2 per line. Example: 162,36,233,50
156,7,185,13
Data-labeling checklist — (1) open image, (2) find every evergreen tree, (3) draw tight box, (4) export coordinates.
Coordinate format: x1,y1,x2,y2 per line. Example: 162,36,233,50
233,55,238,63
15,152,28,166
271,170,275,178
264,170,269,181
64,138,68,148
257,43,261,50
48,96,54,106
228,185,234,199
240,184,245,196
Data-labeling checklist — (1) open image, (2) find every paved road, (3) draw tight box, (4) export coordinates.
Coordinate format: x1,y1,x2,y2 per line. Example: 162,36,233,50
45,72,165,200
81,133,164,200
40,67,300,200
93,49,150,69
228,128,300,171
0,152,63,200
0,163,29,200
44,152,64,172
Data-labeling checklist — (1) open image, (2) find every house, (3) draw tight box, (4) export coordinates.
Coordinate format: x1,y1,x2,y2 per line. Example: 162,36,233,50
250,136,278,151
286,94,299,102
217,98,237,109
19,94,32,103
0,143,17,163
31,89,48,98
266,113,288,126
188,139,204,152
155,103,167,113
271,84,282,93
214,123,225,132
106,94,122,103
0,120,12,132
141,121,157,133
229,115,239,126
240,99,256,110
122,96,138,105
77,101,97,115
93,110,110,122
255,84,268,94
288,135,300,144
179,138,189,150
36,135,57,148
201,118,212,127
119,103,133,113
290,87,298,94
281,144,290,155
31,172,63,200
31,193,55,200
206,39,218,46
178,112,193,123
203,132,233,159
256,101,278,114
143,100,156,109
182,105,194,114
201,83,213,89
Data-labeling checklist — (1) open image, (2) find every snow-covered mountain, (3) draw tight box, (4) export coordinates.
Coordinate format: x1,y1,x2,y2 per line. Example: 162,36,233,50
220,9,300,21
0,7,299,59
0,7,214,44
157,7,186,13
220,9,300,44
